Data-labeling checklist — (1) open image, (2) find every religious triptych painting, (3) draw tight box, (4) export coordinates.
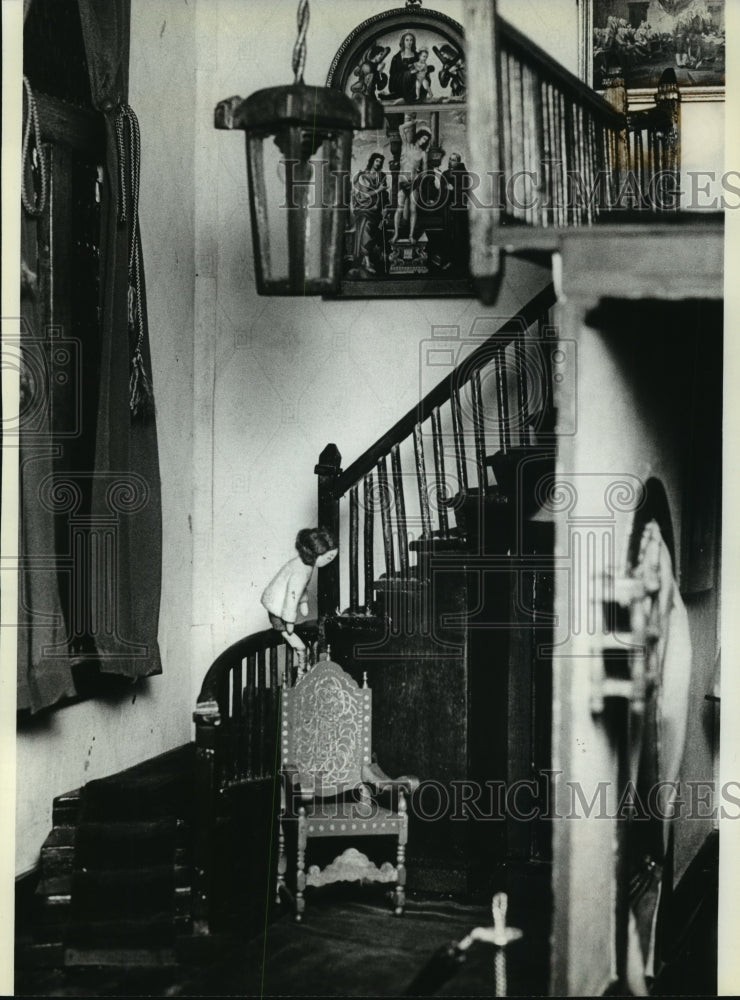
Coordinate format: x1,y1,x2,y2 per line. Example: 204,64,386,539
327,8,473,296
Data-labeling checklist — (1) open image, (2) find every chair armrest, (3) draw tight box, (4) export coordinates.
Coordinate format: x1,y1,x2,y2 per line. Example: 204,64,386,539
362,760,420,795
281,766,319,812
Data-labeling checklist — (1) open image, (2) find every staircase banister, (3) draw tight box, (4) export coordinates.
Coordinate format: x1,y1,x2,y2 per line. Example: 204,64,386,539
498,16,623,128
332,283,557,499
194,622,320,709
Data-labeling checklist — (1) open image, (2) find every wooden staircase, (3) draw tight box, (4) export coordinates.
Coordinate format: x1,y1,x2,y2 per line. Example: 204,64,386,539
20,745,212,971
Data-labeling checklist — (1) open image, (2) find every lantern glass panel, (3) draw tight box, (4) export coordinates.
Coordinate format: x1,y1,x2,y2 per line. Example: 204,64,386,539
246,125,352,295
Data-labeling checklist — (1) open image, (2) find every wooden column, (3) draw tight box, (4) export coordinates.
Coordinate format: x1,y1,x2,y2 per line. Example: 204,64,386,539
463,0,504,303
191,716,220,935
602,71,629,199
654,68,681,211
315,443,342,618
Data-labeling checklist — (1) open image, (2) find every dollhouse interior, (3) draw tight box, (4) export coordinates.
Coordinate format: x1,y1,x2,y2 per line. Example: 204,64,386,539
11,0,728,995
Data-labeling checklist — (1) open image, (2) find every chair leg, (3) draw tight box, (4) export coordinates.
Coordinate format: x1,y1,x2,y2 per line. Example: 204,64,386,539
276,817,286,903
394,837,406,916
296,808,307,921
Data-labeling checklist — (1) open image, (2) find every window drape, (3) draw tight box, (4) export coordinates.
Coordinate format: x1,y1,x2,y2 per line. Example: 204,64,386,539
77,0,162,681
18,0,162,711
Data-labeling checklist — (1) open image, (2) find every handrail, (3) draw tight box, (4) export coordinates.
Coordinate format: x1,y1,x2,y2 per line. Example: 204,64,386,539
194,621,319,715
332,283,557,499
499,18,623,128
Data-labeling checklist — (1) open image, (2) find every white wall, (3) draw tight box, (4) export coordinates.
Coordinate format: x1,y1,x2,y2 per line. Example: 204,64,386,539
499,0,580,74
190,0,552,700
15,0,197,876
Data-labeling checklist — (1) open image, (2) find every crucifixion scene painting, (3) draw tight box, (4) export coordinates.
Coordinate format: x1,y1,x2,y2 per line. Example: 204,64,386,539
345,108,469,284
331,16,471,291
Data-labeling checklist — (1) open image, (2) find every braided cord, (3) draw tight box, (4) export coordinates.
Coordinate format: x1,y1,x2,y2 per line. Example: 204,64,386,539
114,104,152,418
21,75,47,216
492,892,508,997
494,948,507,997
292,0,310,84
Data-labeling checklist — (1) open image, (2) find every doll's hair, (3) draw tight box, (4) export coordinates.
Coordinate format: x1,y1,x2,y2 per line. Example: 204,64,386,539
295,527,338,566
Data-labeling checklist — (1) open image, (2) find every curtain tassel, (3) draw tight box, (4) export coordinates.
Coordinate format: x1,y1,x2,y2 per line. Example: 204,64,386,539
129,345,154,420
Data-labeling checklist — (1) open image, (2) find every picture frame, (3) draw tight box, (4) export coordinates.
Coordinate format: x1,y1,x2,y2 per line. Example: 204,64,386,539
326,7,474,298
579,0,725,102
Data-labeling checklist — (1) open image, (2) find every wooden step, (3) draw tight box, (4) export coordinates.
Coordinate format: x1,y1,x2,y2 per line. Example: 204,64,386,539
73,817,186,870
39,825,76,878
408,533,469,554
69,864,190,920
64,910,182,948
15,941,65,968
63,945,178,969
62,928,235,969
373,573,428,593
78,744,195,823
51,789,82,827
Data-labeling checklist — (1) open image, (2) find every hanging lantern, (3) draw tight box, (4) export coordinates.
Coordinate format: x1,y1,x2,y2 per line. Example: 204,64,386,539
215,0,383,295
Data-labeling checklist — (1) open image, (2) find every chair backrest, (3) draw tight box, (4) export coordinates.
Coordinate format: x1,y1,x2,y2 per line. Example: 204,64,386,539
281,660,372,798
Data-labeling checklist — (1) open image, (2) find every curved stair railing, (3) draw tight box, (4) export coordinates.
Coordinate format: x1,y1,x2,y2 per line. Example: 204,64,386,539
192,623,319,934
315,283,558,625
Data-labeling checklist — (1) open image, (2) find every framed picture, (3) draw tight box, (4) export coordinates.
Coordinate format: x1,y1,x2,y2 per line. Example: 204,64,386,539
326,8,474,297
581,0,725,100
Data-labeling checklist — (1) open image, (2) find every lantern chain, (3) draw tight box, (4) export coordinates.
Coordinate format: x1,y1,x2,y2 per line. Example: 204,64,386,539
292,0,310,85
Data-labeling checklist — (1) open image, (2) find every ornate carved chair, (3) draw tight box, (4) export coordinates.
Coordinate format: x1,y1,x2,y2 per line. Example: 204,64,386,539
277,657,418,920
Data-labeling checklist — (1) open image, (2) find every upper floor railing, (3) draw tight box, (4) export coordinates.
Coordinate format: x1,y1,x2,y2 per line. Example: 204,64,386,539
466,2,681,299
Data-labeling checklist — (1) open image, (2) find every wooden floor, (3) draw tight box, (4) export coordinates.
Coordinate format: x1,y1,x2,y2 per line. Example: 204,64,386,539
16,890,547,997
16,870,719,997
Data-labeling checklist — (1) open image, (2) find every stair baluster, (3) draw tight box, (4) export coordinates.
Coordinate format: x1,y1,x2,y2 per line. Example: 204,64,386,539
471,370,489,491
391,444,409,577
451,386,469,496
377,455,395,579
257,648,267,779
431,407,449,536
493,347,510,456
413,423,433,541
363,472,374,612
349,484,360,612
315,443,342,618
514,337,531,447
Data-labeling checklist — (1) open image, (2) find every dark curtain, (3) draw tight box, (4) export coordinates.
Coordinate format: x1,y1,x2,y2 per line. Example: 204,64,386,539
19,0,162,710
76,0,162,680
18,213,76,711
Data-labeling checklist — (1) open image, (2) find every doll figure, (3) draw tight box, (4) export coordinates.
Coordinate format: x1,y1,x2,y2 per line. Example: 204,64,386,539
261,527,338,671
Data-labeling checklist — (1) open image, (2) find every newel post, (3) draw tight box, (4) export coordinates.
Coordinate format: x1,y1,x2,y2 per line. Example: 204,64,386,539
654,68,681,207
315,443,342,619
191,708,220,935
602,70,630,198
